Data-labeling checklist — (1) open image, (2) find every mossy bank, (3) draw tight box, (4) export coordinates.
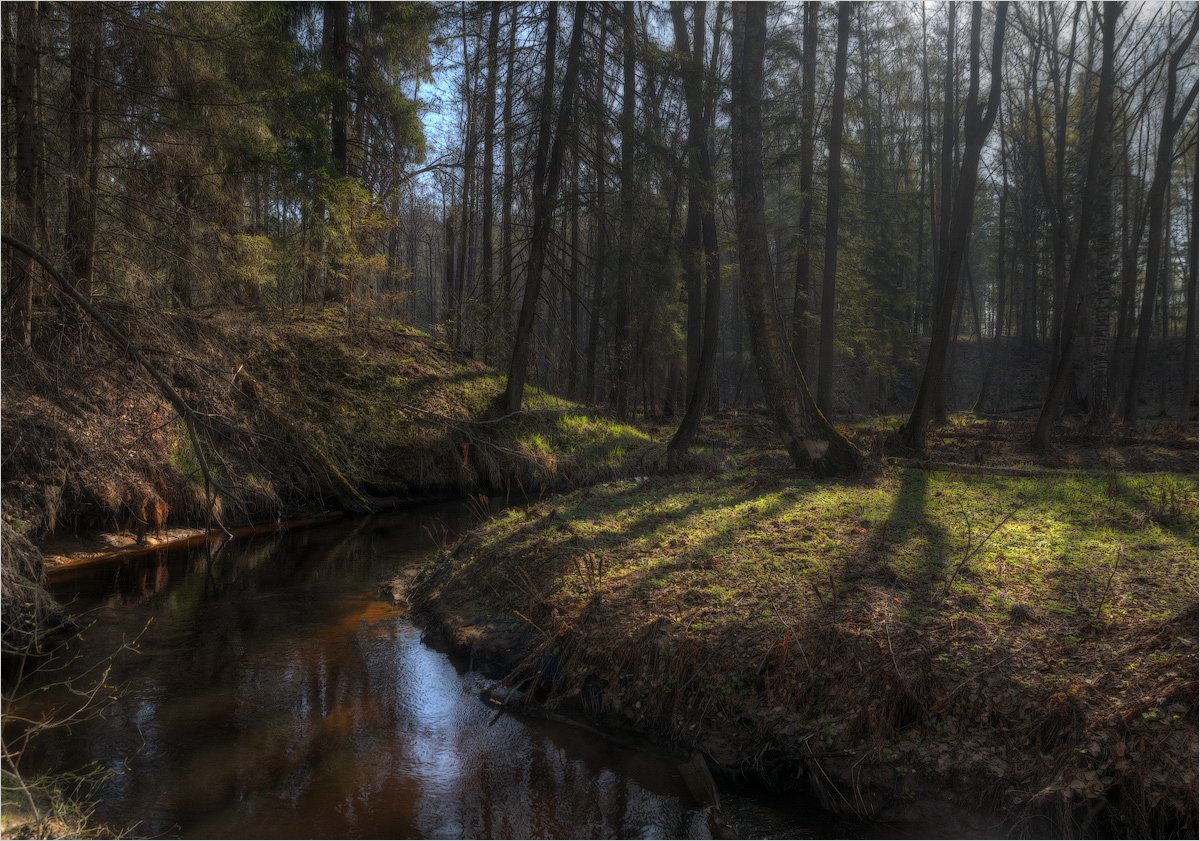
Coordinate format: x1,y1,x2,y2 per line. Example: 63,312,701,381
404,436,1198,838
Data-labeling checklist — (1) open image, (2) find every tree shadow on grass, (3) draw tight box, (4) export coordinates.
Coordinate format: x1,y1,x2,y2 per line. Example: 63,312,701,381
873,468,950,623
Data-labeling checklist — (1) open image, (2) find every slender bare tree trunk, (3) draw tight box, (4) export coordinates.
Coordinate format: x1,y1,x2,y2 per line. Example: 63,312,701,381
479,3,500,363
64,1,99,315
730,1,859,476
613,1,636,420
1089,59,1118,424
816,3,851,416
1122,16,1197,424
7,1,40,349
568,145,582,400
792,1,817,368
503,3,587,414
1183,165,1198,416
904,2,1008,450
974,100,1008,414
499,11,516,346
932,1,960,423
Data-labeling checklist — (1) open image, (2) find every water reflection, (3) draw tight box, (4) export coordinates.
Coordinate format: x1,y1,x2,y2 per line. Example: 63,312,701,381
12,503,709,839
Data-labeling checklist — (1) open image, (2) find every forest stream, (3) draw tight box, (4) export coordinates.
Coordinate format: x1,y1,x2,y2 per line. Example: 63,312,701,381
6,500,872,840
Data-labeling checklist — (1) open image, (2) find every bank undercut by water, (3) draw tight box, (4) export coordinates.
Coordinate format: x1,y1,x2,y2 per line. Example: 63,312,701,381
406,453,1198,838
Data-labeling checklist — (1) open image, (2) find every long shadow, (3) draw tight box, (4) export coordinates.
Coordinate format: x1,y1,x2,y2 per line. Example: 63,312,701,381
885,468,951,621
479,467,971,632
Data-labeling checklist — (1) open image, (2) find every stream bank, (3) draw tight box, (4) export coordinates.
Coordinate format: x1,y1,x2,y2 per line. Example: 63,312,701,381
398,447,1197,839
1,306,654,644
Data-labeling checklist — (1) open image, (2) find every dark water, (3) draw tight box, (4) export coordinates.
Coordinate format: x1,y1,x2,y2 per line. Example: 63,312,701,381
7,502,860,839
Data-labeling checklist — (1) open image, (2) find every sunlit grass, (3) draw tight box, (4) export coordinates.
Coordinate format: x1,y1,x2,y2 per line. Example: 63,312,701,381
453,465,1197,636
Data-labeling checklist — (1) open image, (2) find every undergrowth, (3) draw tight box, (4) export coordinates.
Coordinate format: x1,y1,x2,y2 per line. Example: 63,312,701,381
1,305,658,544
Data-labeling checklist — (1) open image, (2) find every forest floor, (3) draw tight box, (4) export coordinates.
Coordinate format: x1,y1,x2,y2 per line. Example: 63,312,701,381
3,303,1197,838
404,415,1198,838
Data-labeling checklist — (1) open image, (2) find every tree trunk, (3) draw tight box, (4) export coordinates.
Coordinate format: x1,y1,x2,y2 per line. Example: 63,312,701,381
322,1,350,305
918,3,934,337
1158,193,1171,418
1183,165,1198,416
568,146,582,400
7,1,40,349
500,11,516,346
584,8,609,406
63,1,99,314
931,1,958,423
974,101,1008,414
792,1,817,368
480,3,500,363
817,3,851,416
1089,80,1116,424
1032,1,1120,448
1122,16,1197,424
730,1,859,477
503,2,587,414
668,1,724,459
613,0,636,420
904,2,1008,450
442,209,455,327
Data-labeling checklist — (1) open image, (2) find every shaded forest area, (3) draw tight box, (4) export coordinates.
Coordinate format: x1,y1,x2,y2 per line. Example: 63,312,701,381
2,1,1197,471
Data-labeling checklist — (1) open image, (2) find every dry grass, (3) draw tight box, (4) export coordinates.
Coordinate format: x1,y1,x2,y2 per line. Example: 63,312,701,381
409,436,1198,837
1,305,650,550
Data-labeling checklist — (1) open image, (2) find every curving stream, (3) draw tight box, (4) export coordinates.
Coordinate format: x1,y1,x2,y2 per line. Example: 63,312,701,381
9,501,859,839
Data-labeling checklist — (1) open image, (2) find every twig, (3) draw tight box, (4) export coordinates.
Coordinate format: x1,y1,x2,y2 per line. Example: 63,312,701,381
884,621,902,679
940,500,1026,601
930,644,1028,713
809,581,827,607
1,234,239,517
1094,547,1122,619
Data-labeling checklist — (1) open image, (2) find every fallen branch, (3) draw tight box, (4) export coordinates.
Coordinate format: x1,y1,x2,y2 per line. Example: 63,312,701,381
890,459,1131,479
2,234,238,520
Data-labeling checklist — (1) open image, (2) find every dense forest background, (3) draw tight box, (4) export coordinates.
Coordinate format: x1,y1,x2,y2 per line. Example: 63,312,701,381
3,1,1197,454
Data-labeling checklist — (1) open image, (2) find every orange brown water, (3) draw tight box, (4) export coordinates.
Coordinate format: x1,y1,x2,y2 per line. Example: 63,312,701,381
8,501,863,839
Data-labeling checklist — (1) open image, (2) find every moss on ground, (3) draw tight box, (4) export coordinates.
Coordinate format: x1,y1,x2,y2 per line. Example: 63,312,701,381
410,443,1198,837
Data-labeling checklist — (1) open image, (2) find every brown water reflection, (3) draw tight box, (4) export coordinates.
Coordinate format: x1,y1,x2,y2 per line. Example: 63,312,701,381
12,503,721,839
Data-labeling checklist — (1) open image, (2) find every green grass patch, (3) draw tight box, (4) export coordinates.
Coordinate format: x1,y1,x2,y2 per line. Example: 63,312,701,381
419,452,1196,833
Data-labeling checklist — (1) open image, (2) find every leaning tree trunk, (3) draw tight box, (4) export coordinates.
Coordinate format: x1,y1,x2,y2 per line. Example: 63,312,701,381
730,1,859,477
503,2,586,415
668,0,724,460
1032,0,1120,448
903,2,1008,450
1122,16,1197,424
